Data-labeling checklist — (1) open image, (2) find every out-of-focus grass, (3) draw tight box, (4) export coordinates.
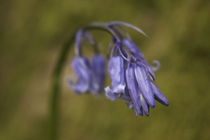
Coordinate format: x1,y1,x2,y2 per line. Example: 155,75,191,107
0,0,210,140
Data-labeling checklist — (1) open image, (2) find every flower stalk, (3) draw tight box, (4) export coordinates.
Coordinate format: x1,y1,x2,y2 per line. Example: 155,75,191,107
49,34,75,140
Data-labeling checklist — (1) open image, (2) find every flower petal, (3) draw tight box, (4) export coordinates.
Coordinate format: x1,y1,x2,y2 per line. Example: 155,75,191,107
69,57,91,93
125,64,142,115
123,39,156,80
134,65,155,108
139,94,149,116
90,55,105,93
150,81,169,106
68,78,88,93
108,56,126,94
105,86,119,101
123,39,144,59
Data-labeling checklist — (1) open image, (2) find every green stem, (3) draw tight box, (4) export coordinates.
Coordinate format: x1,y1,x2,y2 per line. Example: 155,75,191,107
49,34,75,140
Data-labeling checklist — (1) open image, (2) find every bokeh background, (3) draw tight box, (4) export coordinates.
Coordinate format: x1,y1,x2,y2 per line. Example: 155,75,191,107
0,0,210,140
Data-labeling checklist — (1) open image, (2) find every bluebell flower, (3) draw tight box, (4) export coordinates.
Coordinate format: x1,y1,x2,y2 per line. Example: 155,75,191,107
68,56,92,93
68,21,169,116
69,55,105,94
105,55,126,100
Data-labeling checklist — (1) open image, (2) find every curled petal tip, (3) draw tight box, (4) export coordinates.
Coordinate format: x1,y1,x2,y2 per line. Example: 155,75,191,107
152,60,161,72
105,86,119,101
113,84,126,94
68,78,88,94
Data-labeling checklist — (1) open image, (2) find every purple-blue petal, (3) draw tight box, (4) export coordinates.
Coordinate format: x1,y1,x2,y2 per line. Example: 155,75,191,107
105,86,119,101
108,56,126,94
139,94,149,116
69,57,92,93
123,39,144,59
68,78,89,93
90,55,105,93
134,65,155,108
123,39,156,80
150,81,169,106
121,88,136,110
125,64,142,115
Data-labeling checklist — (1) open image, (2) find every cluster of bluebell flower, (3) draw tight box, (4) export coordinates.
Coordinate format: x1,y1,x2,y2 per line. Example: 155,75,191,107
69,21,169,116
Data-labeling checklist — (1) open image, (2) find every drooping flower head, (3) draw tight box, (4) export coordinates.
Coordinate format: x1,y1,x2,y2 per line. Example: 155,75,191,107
68,29,105,94
68,21,169,116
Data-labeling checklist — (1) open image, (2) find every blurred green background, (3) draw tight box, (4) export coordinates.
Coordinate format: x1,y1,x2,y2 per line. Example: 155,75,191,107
0,0,210,140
